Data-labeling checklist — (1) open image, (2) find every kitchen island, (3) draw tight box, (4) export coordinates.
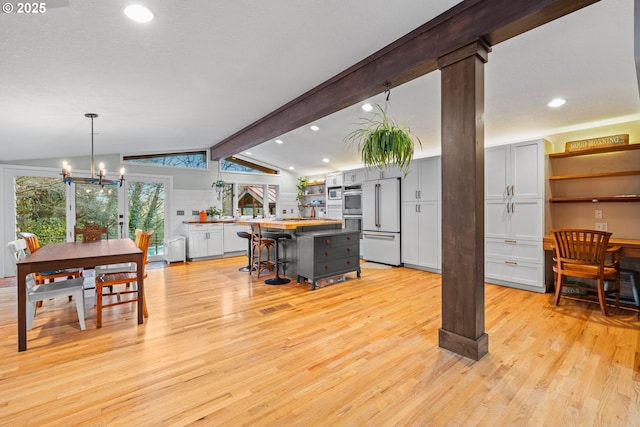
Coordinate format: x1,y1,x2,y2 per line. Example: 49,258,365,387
236,218,355,288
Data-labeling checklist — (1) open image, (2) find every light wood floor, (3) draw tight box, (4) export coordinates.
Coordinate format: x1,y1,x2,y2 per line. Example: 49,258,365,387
1,257,639,426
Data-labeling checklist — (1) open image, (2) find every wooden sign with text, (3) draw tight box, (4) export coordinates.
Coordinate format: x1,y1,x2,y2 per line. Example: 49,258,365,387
565,134,629,152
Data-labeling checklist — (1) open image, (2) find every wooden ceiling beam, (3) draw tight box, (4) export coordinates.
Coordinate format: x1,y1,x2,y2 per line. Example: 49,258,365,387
209,0,599,161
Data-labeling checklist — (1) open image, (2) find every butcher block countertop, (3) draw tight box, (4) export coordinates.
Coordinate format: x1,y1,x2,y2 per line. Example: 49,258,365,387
234,218,343,230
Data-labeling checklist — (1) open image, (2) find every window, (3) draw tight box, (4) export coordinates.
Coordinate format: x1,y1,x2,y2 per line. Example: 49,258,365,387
124,151,207,170
220,157,279,175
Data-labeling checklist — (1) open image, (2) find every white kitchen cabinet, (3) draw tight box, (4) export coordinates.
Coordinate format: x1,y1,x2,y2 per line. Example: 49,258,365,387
484,139,550,293
401,200,440,271
184,223,224,260
485,140,545,200
400,156,441,271
223,223,251,253
325,172,343,187
365,165,403,181
401,156,440,202
343,168,366,186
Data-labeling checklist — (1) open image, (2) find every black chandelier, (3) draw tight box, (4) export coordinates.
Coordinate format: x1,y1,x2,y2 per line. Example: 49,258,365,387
61,113,125,187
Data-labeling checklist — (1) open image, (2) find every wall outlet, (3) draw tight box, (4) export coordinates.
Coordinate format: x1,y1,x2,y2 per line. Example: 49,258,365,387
595,209,603,219
595,222,607,231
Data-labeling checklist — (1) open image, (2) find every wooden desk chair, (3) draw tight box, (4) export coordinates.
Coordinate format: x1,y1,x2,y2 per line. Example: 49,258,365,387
250,223,276,278
18,232,83,284
94,231,153,328
74,223,108,243
7,239,86,330
552,228,621,316
94,229,143,275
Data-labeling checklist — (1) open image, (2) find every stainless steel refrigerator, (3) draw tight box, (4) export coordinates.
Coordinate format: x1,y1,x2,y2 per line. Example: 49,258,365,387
362,177,401,266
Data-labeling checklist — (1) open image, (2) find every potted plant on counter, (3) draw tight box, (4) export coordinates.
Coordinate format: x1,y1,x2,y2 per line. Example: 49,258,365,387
206,206,222,219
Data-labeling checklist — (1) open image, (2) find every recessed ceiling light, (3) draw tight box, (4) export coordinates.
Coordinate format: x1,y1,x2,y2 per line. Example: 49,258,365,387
289,166,295,170
275,139,283,144
310,125,320,131
548,98,566,108
245,151,252,155
124,4,154,23
361,103,373,112
322,158,329,163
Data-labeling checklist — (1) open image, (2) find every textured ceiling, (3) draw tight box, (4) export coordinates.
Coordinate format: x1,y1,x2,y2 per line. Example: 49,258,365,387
0,0,638,175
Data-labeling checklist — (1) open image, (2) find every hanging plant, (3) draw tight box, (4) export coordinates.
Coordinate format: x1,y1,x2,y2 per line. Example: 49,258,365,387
344,85,420,177
212,179,230,200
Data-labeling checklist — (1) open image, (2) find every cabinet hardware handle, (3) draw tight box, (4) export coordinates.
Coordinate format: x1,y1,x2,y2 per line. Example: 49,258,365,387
504,240,517,244
418,190,421,199
511,185,515,195
506,203,510,214
506,185,510,196
347,261,351,265
511,202,515,213
325,252,329,257
347,236,351,240
346,248,351,252
325,265,329,270
325,239,330,245
505,261,517,265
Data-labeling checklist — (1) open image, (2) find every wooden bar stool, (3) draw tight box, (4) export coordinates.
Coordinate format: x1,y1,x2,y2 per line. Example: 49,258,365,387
250,224,276,278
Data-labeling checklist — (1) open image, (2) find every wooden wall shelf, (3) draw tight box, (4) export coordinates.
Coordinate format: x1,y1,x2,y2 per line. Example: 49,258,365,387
549,170,640,180
549,196,640,203
549,143,640,158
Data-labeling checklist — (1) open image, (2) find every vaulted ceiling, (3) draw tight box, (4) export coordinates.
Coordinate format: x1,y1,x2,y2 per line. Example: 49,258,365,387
1,0,638,175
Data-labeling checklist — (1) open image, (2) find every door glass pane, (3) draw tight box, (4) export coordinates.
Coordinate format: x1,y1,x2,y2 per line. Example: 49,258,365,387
127,180,165,260
75,183,119,239
15,176,67,244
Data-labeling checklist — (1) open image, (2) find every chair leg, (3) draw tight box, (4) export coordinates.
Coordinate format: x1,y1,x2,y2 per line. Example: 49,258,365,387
596,278,609,316
96,284,103,328
554,272,564,306
27,301,36,330
75,288,86,330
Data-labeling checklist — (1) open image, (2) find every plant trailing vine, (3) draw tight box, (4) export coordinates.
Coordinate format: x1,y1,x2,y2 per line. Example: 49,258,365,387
344,83,421,177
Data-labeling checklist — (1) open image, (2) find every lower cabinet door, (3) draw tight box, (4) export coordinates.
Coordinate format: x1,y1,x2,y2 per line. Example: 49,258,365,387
485,257,544,291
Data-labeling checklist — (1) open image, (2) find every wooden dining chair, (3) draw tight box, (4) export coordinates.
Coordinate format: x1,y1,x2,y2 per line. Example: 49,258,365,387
18,232,83,284
7,239,86,330
94,231,153,328
74,223,108,242
552,228,621,316
250,223,276,278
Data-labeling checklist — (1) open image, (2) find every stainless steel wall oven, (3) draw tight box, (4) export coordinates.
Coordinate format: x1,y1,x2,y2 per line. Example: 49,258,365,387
343,185,362,215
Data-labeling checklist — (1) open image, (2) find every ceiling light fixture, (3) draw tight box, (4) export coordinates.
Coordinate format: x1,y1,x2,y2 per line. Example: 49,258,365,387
322,158,329,163
548,98,566,108
275,139,283,144
124,4,154,23
310,125,320,131
62,113,125,188
289,166,295,170
245,151,252,155
361,103,373,112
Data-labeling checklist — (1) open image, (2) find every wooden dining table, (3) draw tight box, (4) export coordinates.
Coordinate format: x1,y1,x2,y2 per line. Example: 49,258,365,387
15,238,144,351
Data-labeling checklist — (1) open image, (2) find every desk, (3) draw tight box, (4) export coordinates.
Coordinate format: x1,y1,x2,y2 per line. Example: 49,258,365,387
543,235,640,258
16,239,143,351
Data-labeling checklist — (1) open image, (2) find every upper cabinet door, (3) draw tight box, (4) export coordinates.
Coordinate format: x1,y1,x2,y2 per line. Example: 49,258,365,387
511,140,543,199
485,145,510,200
401,156,440,202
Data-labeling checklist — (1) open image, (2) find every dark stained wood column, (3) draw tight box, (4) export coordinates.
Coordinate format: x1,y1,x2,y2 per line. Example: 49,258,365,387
437,40,491,361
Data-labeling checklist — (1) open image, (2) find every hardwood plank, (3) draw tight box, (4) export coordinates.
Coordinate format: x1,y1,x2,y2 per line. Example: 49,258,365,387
0,258,638,425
